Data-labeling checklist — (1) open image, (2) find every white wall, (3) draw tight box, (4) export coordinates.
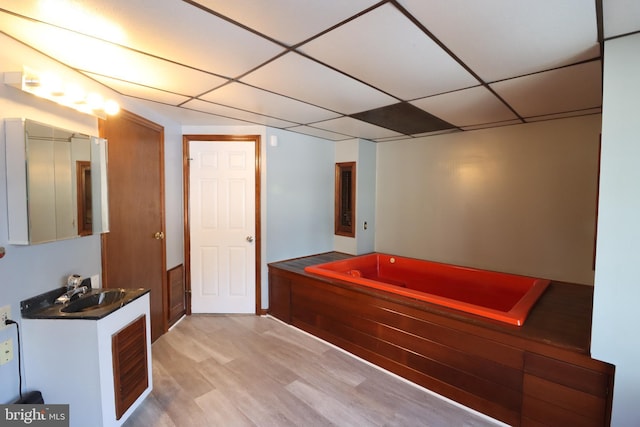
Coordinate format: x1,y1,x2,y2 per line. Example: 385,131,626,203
375,115,601,285
266,127,334,264
357,139,376,255
592,32,640,427
334,140,358,254
334,139,376,255
0,35,103,403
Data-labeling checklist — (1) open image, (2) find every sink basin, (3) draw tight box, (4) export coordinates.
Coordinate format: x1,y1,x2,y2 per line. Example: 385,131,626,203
61,290,127,313
21,287,149,320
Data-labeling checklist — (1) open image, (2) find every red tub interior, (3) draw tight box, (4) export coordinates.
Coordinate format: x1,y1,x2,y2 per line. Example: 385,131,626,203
304,253,550,326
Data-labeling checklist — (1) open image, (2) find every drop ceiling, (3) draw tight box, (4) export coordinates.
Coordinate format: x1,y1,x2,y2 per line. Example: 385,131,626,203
1,0,638,141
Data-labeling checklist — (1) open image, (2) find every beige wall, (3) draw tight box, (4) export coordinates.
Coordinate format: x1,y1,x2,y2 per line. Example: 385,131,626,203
375,115,601,285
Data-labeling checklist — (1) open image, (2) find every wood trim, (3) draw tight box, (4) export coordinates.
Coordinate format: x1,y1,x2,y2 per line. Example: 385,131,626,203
182,137,191,315
183,134,262,314
593,134,602,270
167,264,186,327
76,160,92,236
334,161,356,237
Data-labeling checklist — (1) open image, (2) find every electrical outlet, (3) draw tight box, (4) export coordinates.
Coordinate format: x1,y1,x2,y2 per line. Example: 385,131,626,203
0,339,13,365
90,274,100,289
0,305,10,331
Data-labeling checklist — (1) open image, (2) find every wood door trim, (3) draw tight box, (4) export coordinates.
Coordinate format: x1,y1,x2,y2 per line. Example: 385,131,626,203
182,134,262,315
100,109,168,337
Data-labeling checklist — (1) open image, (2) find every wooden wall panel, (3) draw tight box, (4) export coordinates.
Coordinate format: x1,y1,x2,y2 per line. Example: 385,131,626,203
168,264,185,327
268,253,615,427
268,272,291,323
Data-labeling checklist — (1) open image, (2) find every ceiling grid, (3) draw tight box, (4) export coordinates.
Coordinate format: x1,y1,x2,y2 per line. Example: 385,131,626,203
1,0,636,141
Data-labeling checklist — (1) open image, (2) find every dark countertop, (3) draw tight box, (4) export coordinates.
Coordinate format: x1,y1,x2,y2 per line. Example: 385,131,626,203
268,251,594,355
21,287,150,320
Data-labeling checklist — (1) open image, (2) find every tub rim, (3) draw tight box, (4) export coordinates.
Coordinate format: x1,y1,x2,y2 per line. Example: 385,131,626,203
304,252,551,326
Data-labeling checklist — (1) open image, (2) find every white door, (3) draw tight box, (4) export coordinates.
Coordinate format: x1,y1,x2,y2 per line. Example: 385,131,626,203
189,140,256,313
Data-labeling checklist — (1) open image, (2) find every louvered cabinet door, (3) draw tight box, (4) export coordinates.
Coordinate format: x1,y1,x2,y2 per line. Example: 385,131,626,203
112,315,148,420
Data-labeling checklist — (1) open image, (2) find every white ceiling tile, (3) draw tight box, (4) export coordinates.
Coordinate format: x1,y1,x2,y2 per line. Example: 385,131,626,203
411,86,518,127
603,0,640,38
190,0,378,46
0,1,611,134
312,116,402,140
286,126,352,141
200,83,340,124
300,3,478,100
240,52,397,115
132,99,252,126
399,0,600,82
192,0,380,45
0,13,229,96
84,72,191,106
490,61,602,118
183,99,297,128
2,0,284,78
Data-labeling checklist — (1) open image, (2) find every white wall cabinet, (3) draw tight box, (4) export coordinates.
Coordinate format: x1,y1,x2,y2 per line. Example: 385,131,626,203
4,118,109,244
21,294,152,427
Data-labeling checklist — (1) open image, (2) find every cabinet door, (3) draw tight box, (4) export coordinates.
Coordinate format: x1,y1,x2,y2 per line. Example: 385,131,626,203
112,315,148,420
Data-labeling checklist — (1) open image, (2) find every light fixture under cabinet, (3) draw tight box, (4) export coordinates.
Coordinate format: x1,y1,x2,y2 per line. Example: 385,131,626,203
4,67,119,118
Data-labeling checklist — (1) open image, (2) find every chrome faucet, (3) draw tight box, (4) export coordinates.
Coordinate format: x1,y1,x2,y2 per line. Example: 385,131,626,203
55,275,89,304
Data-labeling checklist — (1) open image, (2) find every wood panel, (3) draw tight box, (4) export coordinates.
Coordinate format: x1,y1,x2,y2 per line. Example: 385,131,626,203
524,352,612,397
100,110,167,342
290,272,522,424
522,353,614,427
168,264,186,327
268,271,291,323
112,315,148,420
268,252,615,427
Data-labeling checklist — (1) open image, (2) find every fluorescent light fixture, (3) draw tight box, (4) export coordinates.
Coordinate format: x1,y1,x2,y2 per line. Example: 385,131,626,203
4,67,119,118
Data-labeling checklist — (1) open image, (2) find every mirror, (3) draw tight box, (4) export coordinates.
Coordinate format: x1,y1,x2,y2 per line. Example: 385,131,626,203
4,118,109,244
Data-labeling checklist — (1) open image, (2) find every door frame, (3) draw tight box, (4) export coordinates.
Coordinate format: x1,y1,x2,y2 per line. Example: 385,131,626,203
182,134,262,315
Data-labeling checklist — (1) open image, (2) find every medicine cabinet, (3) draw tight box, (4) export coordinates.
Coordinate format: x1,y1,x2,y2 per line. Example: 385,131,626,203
5,118,109,244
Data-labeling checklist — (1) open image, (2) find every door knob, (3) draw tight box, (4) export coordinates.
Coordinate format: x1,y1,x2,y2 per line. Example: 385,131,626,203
154,231,165,240
246,236,254,243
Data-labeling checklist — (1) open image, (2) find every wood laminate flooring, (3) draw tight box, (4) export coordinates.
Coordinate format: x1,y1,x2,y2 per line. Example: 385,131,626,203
123,315,504,427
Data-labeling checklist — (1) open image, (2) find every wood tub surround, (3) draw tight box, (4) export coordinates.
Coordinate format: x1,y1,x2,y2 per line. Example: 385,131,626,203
268,252,614,427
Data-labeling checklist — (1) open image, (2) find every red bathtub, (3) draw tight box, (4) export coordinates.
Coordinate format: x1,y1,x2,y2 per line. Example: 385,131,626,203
304,253,550,326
